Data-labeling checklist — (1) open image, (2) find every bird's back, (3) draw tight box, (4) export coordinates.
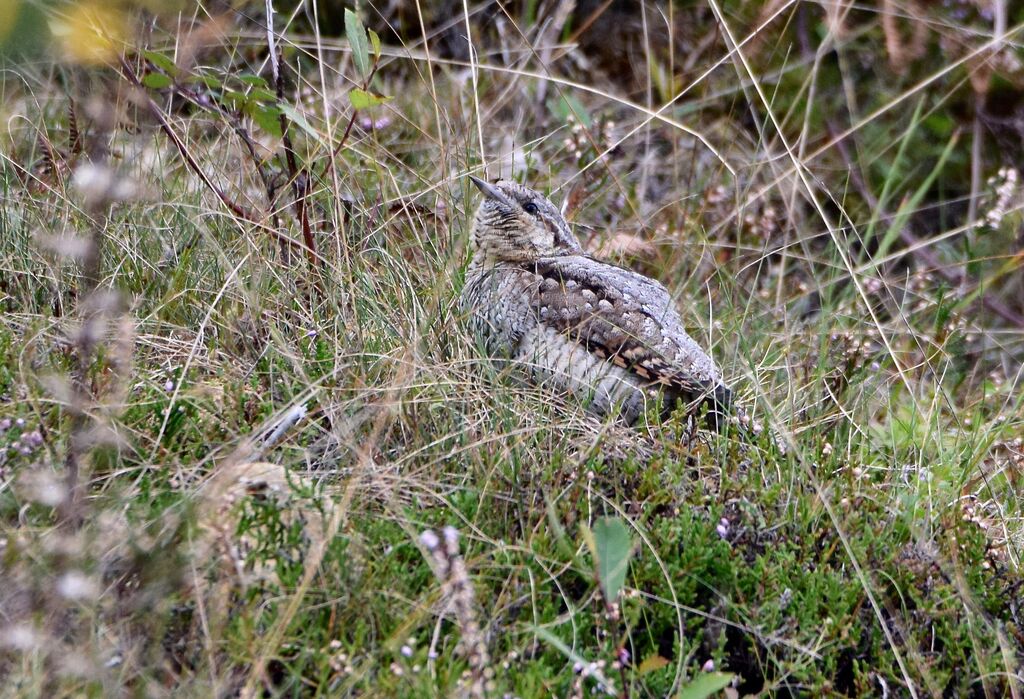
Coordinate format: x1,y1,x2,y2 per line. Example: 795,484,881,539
530,255,723,389
461,254,730,425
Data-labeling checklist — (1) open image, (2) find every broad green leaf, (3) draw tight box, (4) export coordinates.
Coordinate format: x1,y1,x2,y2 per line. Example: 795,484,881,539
237,73,269,88
222,89,247,110
248,87,278,103
142,72,173,89
187,73,222,89
249,103,283,138
143,50,177,75
348,87,391,110
368,28,381,59
279,104,323,144
345,8,370,78
589,517,634,601
676,672,735,699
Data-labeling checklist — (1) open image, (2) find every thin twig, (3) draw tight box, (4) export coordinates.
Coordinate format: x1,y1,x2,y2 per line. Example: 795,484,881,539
322,55,383,176
273,46,319,273
265,0,320,276
148,73,293,259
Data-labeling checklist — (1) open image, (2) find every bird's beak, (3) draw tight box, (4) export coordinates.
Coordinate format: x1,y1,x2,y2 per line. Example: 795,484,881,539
469,175,515,208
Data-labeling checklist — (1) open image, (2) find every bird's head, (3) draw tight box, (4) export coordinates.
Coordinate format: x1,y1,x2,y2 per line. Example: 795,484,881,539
468,176,583,263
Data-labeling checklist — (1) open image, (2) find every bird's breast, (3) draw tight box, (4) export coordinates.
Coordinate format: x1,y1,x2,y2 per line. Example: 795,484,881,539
460,264,539,356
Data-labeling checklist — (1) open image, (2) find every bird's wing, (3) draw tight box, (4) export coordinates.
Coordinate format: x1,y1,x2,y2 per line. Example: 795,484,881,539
526,256,728,406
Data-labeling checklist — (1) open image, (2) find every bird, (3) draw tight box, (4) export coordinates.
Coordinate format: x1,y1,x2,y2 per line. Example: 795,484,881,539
460,176,732,430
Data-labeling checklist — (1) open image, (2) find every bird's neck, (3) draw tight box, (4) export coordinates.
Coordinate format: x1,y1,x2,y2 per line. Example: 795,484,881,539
469,247,530,269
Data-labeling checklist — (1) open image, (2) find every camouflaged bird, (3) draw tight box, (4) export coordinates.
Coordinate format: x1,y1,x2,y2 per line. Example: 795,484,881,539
460,176,732,429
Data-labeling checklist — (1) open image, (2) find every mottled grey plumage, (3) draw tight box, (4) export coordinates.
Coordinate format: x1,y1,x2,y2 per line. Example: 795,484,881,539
461,177,731,428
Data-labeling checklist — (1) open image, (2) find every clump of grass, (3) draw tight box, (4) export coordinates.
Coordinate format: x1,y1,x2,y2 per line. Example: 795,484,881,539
1,1,1023,697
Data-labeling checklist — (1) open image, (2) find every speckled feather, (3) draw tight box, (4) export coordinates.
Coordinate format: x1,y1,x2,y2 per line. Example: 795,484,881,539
461,178,731,427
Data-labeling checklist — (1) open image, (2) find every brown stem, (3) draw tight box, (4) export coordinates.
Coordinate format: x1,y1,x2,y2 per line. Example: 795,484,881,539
326,112,358,171
273,47,320,276
324,58,382,175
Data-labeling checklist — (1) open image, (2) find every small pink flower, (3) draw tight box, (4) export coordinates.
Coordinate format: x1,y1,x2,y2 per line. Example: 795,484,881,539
359,116,392,131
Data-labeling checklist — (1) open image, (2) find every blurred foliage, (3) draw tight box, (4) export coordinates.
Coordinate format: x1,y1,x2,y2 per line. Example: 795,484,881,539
0,0,49,60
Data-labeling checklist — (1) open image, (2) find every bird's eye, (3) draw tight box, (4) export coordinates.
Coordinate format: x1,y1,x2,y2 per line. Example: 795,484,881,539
523,202,539,216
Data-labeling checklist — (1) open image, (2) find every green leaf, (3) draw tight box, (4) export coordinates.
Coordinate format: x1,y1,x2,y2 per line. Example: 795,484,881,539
279,104,323,144
368,28,381,60
222,90,247,110
248,87,278,103
187,73,223,89
348,87,391,110
237,73,269,88
676,672,735,699
249,104,282,138
143,50,177,76
142,72,173,89
345,8,370,79
588,517,634,601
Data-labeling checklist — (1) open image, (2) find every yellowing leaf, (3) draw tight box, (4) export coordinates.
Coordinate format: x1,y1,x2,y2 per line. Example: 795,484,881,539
348,88,391,110
368,28,381,59
0,0,49,60
638,654,670,675
0,1,21,45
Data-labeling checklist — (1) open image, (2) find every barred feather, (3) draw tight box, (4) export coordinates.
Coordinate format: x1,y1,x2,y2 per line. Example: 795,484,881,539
462,178,732,430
